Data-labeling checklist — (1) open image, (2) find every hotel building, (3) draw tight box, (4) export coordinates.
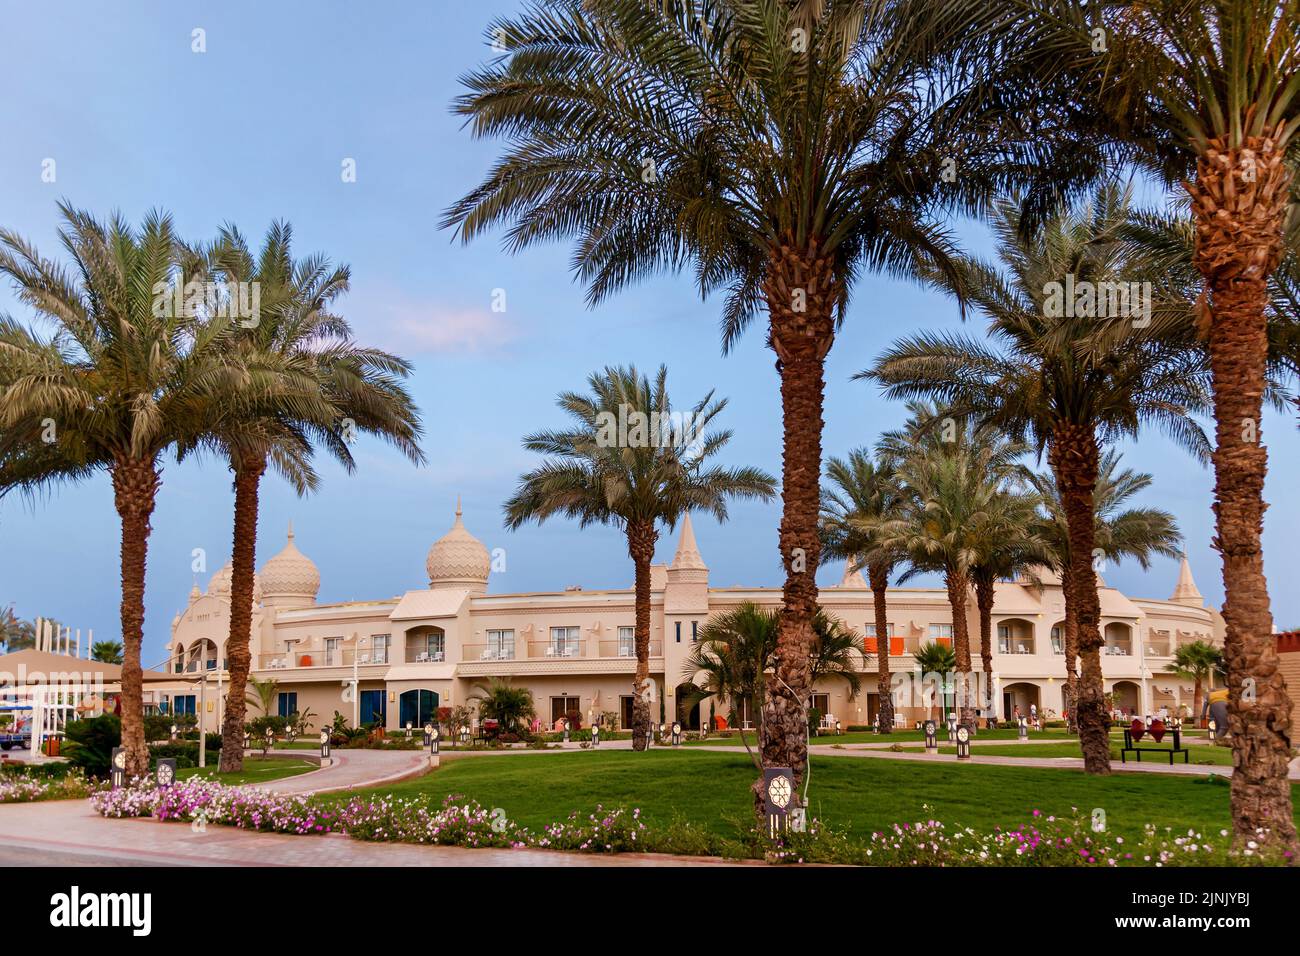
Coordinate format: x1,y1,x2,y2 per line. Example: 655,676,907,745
149,503,1226,734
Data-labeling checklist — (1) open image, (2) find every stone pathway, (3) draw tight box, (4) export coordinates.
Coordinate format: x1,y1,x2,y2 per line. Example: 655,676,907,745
0,800,750,867
262,748,431,795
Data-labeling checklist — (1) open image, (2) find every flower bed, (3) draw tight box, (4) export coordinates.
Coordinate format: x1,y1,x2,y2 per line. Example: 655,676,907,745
89,780,1291,866
0,768,96,803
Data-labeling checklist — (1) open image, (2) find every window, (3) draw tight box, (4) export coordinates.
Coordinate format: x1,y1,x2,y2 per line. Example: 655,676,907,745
865,623,895,637
359,689,386,726
620,695,635,729
173,695,196,715
997,623,1011,654
369,634,389,664
277,692,298,718
1050,626,1064,654
487,629,515,660
424,632,445,661
550,627,580,657
550,695,582,724
159,694,171,714
617,626,635,657
324,637,341,666
928,624,954,645
811,693,830,718
675,621,682,643
691,620,698,641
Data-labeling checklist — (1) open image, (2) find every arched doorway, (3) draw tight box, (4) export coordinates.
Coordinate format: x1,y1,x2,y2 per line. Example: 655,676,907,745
398,689,439,728
1002,682,1041,720
675,683,700,730
1110,680,1140,717
187,639,218,673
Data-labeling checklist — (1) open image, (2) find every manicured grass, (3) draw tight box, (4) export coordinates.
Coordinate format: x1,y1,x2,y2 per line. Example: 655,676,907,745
689,728,1088,747
177,756,316,786
328,748,1295,843
895,742,1234,766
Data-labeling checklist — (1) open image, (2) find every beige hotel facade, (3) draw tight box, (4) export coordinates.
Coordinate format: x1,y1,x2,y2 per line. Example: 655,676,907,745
147,503,1225,735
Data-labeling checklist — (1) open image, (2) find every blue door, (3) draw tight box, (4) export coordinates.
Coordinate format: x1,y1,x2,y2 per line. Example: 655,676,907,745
398,689,439,728
359,690,387,727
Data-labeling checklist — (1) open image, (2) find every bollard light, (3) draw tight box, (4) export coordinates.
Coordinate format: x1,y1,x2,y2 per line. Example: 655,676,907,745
170,723,178,741
460,724,470,744
156,758,177,789
946,713,957,742
1018,715,1028,740
423,722,434,748
835,719,843,736
762,767,795,838
110,747,126,789
243,731,251,750
430,725,440,755
405,721,413,738
956,724,972,759
592,723,600,747
319,728,331,759
923,719,937,752
562,718,570,743
671,721,682,747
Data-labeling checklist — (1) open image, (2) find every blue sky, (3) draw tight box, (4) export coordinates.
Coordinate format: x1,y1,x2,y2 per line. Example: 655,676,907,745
1,0,1296,667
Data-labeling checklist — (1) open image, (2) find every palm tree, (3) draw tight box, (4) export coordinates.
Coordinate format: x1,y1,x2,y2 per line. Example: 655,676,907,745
913,641,957,722
0,606,34,653
246,676,279,716
90,641,124,665
470,680,537,735
1167,640,1226,726
505,365,774,751
680,602,864,769
0,205,255,777
443,0,1067,789
201,222,424,773
945,0,1299,851
1023,453,1183,727
873,405,1028,729
820,450,906,731
968,491,1051,717
866,184,1208,773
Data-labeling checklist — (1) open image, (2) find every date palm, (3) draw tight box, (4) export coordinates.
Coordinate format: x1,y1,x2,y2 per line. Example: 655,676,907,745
90,641,124,665
913,640,957,722
444,0,1073,793
0,205,256,777
866,185,1208,773
820,450,906,732
1023,453,1183,726
944,0,1299,849
873,405,1028,729
1167,640,1226,727
504,364,774,751
199,222,424,773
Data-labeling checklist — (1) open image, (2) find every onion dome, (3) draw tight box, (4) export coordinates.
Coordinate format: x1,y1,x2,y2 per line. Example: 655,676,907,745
208,561,264,605
426,498,491,592
259,522,320,607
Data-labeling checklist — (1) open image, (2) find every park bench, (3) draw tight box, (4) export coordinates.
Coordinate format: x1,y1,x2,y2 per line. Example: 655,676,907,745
1120,718,1188,765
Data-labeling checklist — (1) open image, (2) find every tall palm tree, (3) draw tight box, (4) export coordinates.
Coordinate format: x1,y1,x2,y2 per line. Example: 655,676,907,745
200,222,424,773
968,490,1051,716
941,0,1299,850
504,365,774,751
90,641,124,665
0,606,34,652
443,0,1072,790
866,184,1209,773
0,205,255,777
1167,640,1226,726
246,676,279,716
820,450,906,731
873,405,1028,729
1023,453,1183,726
680,602,864,769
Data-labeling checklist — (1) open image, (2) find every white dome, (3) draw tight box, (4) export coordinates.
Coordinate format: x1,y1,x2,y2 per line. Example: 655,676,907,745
426,499,490,591
259,523,320,606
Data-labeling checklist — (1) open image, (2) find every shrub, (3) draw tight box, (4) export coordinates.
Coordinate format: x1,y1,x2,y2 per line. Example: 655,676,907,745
0,767,95,803
62,714,121,778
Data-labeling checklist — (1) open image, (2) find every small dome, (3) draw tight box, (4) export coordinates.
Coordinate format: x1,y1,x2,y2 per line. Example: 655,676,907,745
207,561,263,604
260,523,320,605
426,498,490,591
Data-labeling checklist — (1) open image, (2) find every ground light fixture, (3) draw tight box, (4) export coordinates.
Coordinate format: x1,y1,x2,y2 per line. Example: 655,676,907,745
592,723,600,747
110,746,126,789
671,721,681,746
460,724,470,744
423,722,433,747
561,718,570,743
956,724,972,759
170,723,177,740
429,725,439,754
762,767,795,838
243,731,251,750
924,719,937,752
946,713,957,742
319,728,330,759
1018,715,1029,740
156,758,177,788
405,721,412,738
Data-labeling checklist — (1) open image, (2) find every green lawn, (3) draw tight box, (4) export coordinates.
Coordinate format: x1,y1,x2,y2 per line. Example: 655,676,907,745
894,741,1234,766
178,756,317,786
686,727,1141,747
325,748,1292,843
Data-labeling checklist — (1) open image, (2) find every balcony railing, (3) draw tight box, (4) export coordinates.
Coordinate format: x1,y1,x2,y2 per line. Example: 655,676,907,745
257,648,384,669
462,643,517,662
998,640,1037,655
528,640,586,659
1103,642,1133,657
405,647,446,664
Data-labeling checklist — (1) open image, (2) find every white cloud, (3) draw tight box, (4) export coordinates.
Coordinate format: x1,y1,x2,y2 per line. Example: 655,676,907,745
350,283,517,355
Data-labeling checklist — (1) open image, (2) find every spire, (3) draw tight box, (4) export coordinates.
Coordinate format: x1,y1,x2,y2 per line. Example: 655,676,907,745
669,512,707,571
1170,554,1204,606
453,495,465,528
287,520,294,541
837,557,867,589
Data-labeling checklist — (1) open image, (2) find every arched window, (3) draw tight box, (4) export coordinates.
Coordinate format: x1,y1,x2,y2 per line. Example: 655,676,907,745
398,689,439,728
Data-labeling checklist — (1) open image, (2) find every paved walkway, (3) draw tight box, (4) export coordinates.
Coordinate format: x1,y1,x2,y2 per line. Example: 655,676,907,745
0,800,749,867
262,748,431,795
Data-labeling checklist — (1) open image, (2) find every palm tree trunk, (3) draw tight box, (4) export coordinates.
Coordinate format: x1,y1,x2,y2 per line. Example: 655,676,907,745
1189,136,1295,847
975,574,996,723
756,238,834,810
1050,425,1109,774
868,564,894,733
110,455,160,780
219,457,266,772
1060,565,1079,733
945,568,976,728
627,518,658,752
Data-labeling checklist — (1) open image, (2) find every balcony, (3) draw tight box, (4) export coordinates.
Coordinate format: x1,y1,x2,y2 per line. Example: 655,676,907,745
404,647,446,664
1144,630,1173,657
462,643,517,662
528,640,586,659
258,648,387,670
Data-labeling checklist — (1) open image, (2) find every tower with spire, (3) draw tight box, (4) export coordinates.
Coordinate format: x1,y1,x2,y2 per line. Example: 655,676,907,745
1170,554,1204,607
665,513,709,612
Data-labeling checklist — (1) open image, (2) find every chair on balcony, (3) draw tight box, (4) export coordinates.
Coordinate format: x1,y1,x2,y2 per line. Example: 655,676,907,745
431,651,445,662
481,649,493,660
356,653,370,665
415,652,428,663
